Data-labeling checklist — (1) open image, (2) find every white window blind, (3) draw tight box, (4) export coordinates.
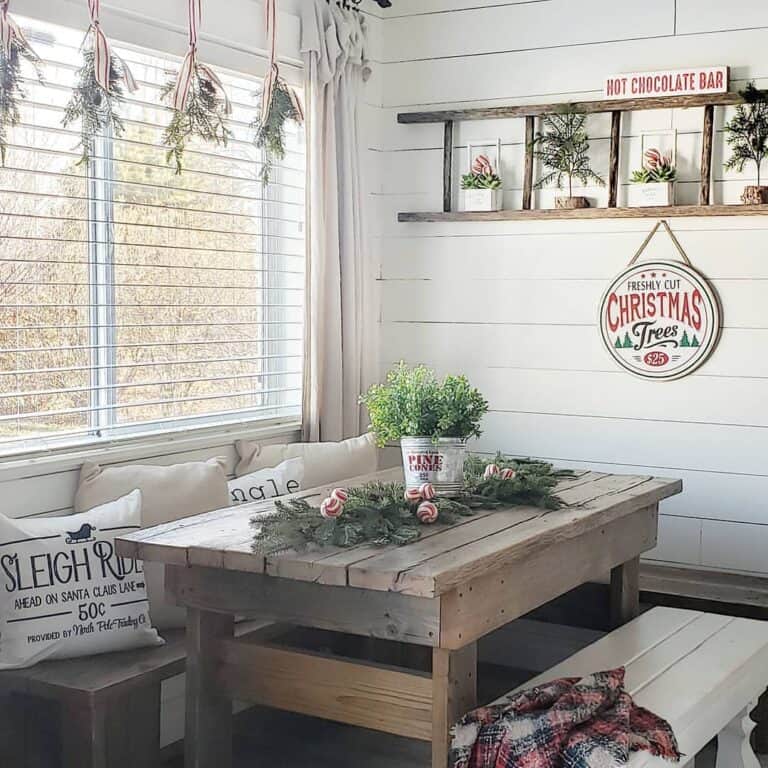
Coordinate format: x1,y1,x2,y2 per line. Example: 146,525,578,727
0,16,305,454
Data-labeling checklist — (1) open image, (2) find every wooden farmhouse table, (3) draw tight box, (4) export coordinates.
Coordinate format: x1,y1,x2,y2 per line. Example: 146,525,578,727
115,467,682,768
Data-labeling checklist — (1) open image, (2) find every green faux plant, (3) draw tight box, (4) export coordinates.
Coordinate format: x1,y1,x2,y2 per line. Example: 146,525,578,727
531,107,604,197
360,362,489,447
0,22,42,166
724,82,768,186
252,75,303,185
631,148,677,183
63,49,125,166
161,65,232,175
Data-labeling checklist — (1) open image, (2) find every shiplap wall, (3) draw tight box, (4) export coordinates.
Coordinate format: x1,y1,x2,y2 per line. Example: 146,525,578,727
372,0,768,577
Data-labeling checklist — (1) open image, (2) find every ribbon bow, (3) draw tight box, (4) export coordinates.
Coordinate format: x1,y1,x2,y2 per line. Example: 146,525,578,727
85,0,137,93
0,0,38,61
170,0,230,114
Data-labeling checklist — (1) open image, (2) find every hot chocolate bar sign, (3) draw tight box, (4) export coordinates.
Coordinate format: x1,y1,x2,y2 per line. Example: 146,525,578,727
599,222,721,381
604,66,728,100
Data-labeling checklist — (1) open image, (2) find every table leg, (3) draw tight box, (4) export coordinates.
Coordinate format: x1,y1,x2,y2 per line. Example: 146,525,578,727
432,644,477,768
610,555,640,629
185,608,235,768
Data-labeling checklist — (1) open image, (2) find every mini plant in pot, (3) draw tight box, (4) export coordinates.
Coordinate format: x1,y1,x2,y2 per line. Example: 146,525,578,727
628,148,677,207
360,362,489,496
724,82,768,204
531,107,604,209
461,154,503,211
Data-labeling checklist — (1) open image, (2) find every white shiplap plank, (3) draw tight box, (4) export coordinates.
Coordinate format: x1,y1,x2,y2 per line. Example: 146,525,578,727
380,276,768,328
700,519,768,574
675,0,768,34
383,0,674,64
645,515,702,566
475,411,768,477
383,28,768,107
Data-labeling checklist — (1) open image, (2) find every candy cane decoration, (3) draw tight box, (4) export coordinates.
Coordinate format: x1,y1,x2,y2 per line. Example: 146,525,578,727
84,0,137,93
320,489,348,519
483,464,500,480
0,0,38,61
404,487,422,503
417,501,439,524
171,0,230,114
500,468,517,481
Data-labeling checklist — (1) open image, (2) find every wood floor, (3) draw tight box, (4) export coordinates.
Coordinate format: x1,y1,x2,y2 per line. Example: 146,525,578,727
161,662,743,768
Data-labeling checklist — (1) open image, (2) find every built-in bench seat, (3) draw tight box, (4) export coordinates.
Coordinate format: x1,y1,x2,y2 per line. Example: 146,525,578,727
0,620,275,768
489,607,768,767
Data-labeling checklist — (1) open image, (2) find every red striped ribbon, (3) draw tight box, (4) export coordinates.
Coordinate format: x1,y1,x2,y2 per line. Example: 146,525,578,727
85,0,137,93
171,0,230,114
0,0,37,60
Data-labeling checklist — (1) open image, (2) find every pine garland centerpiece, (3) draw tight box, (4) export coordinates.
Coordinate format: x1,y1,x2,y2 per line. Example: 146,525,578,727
251,456,575,555
0,0,42,165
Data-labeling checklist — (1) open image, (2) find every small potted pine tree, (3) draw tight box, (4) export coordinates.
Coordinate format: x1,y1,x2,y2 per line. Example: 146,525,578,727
628,148,677,207
360,362,489,496
461,154,503,211
724,83,768,204
531,107,604,209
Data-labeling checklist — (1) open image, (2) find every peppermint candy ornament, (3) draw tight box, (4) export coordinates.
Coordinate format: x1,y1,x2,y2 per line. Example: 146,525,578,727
417,501,439,524
419,483,436,501
500,468,517,481
320,496,343,519
483,464,500,480
331,488,348,504
404,487,422,503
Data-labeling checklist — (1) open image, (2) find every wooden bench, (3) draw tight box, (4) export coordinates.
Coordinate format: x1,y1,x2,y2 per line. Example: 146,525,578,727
0,620,274,768
487,607,768,767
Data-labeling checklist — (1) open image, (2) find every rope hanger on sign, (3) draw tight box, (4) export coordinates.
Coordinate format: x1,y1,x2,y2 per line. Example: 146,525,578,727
627,219,694,267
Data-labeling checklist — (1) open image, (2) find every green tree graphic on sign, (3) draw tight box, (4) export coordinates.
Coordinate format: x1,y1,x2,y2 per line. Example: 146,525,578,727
623,332,633,348
680,331,691,347
614,336,623,349
691,334,700,347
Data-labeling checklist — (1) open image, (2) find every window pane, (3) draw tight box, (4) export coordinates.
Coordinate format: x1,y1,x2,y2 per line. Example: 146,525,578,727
0,17,304,452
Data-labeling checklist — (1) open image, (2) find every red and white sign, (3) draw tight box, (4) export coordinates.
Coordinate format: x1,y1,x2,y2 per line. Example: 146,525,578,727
599,261,721,380
604,66,728,100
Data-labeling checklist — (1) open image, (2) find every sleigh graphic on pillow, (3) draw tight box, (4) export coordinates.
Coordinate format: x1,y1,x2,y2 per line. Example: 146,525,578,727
65,523,97,545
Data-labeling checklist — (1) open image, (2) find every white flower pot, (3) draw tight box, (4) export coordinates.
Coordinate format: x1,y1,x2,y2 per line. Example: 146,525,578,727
627,182,675,208
463,188,503,212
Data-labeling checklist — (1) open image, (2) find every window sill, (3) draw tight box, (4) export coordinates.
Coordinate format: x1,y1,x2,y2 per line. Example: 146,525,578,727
0,418,303,483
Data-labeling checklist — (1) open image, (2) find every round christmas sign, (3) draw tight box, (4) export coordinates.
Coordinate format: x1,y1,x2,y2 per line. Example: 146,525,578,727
599,260,721,380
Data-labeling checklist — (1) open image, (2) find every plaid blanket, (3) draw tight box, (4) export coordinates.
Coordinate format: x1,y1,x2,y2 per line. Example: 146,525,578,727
451,668,680,768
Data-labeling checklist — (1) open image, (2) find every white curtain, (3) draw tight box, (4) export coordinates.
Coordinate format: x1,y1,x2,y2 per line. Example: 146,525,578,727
300,0,372,442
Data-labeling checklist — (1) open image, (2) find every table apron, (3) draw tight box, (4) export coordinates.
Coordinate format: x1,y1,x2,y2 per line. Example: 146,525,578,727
166,565,440,647
439,504,658,649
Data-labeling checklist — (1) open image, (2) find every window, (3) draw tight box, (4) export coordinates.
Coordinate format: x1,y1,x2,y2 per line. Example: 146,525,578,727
0,16,305,455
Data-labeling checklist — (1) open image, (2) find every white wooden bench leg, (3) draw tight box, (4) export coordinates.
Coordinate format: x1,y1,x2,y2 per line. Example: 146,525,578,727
716,705,760,768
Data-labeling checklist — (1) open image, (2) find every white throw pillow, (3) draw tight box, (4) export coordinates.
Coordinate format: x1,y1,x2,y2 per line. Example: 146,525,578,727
228,458,304,505
234,433,378,489
0,491,162,670
73,458,230,629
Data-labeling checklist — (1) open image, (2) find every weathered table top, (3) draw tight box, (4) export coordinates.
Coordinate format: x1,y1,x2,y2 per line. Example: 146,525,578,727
115,468,682,599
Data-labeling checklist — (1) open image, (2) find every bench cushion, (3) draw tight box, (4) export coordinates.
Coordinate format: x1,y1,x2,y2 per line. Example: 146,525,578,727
505,608,768,766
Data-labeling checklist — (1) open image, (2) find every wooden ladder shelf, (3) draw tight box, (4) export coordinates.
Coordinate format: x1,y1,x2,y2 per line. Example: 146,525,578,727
395,91,767,222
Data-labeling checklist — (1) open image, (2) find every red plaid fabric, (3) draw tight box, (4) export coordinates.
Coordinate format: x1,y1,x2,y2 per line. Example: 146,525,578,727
451,668,680,768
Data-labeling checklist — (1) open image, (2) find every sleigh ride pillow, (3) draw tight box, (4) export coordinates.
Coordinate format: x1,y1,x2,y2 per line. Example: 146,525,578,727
0,490,162,670
228,457,304,505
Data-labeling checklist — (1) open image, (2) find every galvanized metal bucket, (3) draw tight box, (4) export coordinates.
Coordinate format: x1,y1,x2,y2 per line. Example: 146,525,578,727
401,437,467,497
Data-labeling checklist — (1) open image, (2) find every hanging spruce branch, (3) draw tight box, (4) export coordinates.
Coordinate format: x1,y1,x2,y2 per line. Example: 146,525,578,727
531,107,605,198
0,11,42,165
63,49,126,166
251,457,576,555
161,64,232,175
252,74,303,184
724,82,768,187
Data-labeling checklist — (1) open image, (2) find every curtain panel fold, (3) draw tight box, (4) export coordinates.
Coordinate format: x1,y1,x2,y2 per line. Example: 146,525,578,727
300,0,372,442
